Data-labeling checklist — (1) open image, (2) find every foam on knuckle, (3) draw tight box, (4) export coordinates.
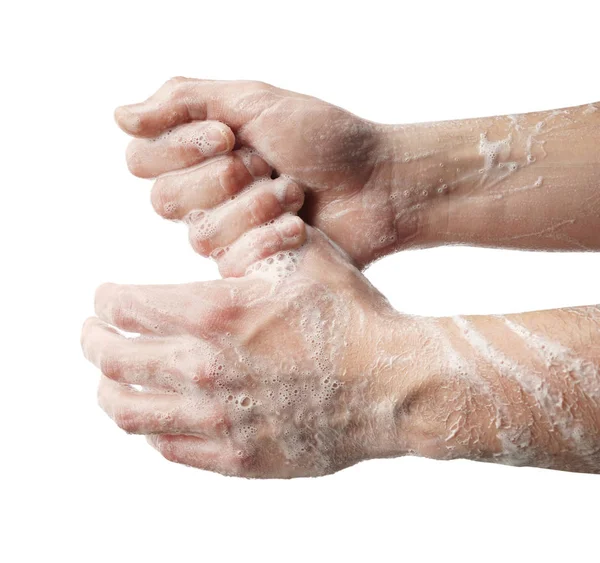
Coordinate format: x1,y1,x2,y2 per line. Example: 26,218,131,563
190,366,214,387
187,210,217,256
254,228,284,261
188,225,212,256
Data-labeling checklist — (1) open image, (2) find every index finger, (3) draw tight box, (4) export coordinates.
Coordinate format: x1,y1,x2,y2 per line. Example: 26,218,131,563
114,77,279,138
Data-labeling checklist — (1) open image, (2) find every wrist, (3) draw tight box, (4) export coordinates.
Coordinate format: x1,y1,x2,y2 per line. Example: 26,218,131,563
371,122,457,250
374,106,577,251
374,115,519,249
382,314,537,465
360,310,449,460
365,312,501,464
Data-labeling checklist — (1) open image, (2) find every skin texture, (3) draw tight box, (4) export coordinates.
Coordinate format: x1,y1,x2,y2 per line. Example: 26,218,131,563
82,80,600,477
115,78,411,268
81,231,600,475
82,228,429,478
116,79,600,268
413,309,600,473
381,102,600,251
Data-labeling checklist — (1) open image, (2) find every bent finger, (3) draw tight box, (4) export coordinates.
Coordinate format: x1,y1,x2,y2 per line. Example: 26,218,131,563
98,377,225,436
151,149,271,219
115,78,280,138
187,177,304,257
93,279,255,338
81,317,211,389
216,214,306,278
126,120,235,178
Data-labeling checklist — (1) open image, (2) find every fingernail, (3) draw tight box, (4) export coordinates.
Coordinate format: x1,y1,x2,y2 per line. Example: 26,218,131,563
247,154,270,177
206,127,230,154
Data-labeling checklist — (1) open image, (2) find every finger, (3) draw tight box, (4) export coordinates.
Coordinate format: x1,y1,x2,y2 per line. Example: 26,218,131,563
81,317,213,389
146,434,236,475
151,149,271,220
93,279,255,338
115,78,279,138
93,282,174,335
98,377,225,436
216,214,306,278
187,177,305,257
126,120,235,178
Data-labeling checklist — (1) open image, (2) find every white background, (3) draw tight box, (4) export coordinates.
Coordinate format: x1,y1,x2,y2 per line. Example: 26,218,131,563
2,1,599,561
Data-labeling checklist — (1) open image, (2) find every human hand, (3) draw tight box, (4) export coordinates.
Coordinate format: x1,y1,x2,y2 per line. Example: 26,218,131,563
115,78,428,268
81,226,428,478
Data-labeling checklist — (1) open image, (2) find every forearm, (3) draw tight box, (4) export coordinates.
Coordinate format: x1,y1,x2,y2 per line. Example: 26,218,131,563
397,305,600,472
376,102,600,250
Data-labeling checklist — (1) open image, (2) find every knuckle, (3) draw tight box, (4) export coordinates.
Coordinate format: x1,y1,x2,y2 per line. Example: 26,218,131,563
188,225,212,257
213,415,231,436
94,282,118,314
111,303,131,328
162,448,179,463
99,355,124,382
253,229,284,261
244,80,272,93
109,287,139,331
275,215,306,245
151,179,179,218
220,157,250,195
199,360,226,387
168,79,192,102
81,316,96,335
186,211,215,257
217,259,236,279
125,142,145,177
291,216,307,238
94,282,116,303
248,190,281,225
80,317,97,350
165,76,190,94
167,75,188,86
190,366,214,387
198,303,238,334
156,436,180,463
113,408,139,434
